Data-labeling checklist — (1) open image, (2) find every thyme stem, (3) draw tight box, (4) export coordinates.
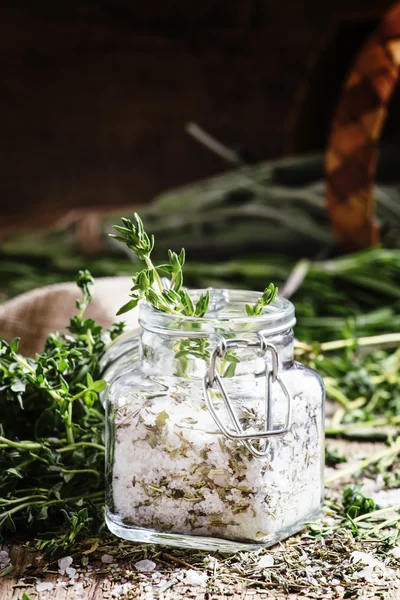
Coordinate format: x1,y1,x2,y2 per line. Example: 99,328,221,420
325,438,400,484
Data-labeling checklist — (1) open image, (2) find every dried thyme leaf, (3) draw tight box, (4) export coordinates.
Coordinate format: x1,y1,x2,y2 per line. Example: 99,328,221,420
155,410,170,431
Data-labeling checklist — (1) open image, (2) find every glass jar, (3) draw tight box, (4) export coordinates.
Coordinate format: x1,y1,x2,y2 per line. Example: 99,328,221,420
104,289,324,551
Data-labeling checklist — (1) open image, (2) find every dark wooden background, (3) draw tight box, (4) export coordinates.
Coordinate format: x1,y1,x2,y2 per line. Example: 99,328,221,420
0,1,391,233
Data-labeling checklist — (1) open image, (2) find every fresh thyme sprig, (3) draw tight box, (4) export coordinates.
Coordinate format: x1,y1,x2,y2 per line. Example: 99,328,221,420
111,214,279,320
110,215,210,317
245,283,278,316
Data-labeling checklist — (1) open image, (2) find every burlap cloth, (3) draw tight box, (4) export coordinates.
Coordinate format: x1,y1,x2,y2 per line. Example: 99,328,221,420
0,277,139,356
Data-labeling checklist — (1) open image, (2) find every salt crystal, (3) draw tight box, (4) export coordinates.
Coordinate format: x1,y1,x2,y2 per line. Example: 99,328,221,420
205,557,219,570
350,551,384,568
101,554,114,564
112,584,124,597
36,581,54,592
331,578,340,585
351,552,392,584
134,559,156,572
298,552,308,562
0,550,10,566
390,546,400,559
355,566,377,583
184,569,208,586
58,556,73,574
256,555,274,569
66,566,77,579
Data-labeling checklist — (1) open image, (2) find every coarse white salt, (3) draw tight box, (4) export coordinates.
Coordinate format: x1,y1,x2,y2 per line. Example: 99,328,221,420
111,369,323,544
111,584,124,597
184,569,208,586
101,554,114,564
134,559,156,572
390,546,400,559
58,556,73,574
66,566,77,579
73,581,85,597
0,550,10,567
36,581,54,592
355,566,380,583
256,555,274,569
350,551,385,568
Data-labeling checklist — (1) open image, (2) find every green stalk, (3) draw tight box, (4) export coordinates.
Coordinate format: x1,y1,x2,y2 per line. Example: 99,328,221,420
66,401,74,445
324,383,350,409
0,491,104,521
295,333,400,355
320,333,400,352
57,442,105,453
144,255,164,294
326,415,400,436
0,436,42,451
325,438,400,485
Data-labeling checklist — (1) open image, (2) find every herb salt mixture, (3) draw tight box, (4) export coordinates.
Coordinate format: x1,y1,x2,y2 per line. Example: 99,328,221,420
105,293,325,551
110,370,323,547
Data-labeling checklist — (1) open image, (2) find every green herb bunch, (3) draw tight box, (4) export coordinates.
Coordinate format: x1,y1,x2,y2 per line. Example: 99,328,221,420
111,215,211,317
0,271,124,555
112,215,278,319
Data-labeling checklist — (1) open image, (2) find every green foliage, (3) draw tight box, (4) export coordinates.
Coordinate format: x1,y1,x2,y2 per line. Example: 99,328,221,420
0,271,124,554
325,446,347,468
111,214,210,318
342,486,377,519
245,283,278,316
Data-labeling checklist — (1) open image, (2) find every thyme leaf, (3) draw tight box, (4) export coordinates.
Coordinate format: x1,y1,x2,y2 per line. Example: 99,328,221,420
0,271,124,556
111,214,210,317
245,283,278,316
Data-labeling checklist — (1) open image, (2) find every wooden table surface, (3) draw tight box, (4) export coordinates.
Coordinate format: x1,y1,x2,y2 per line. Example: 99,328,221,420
2,441,400,600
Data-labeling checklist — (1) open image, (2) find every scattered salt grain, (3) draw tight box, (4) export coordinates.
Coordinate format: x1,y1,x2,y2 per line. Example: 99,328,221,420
350,551,385,569
66,566,77,579
390,546,400,559
58,556,73,575
0,550,10,567
36,581,54,592
205,557,219,570
134,559,156,572
184,569,208,586
112,584,124,597
355,566,379,583
101,554,114,564
73,581,84,596
257,555,274,569
350,551,391,584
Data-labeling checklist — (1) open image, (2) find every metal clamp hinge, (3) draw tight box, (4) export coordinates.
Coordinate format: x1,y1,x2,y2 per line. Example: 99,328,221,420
203,333,292,458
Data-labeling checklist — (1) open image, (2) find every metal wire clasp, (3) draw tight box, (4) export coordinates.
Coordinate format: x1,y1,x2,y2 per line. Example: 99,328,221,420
203,333,292,458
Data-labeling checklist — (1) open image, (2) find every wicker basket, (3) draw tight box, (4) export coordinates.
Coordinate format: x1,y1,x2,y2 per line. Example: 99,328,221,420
326,1,400,250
